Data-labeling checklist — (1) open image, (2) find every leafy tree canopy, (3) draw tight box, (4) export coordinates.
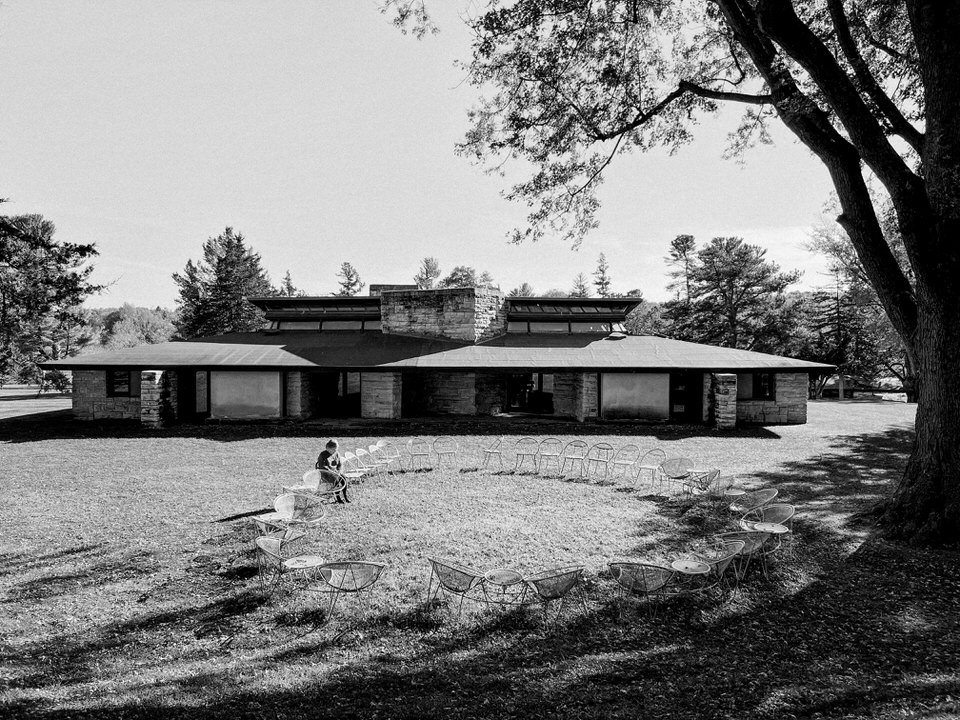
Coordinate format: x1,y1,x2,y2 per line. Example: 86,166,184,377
336,262,365,297
438,265,496,289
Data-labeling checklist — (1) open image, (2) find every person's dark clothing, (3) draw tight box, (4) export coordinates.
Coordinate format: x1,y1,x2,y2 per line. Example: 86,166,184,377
316,449,346,502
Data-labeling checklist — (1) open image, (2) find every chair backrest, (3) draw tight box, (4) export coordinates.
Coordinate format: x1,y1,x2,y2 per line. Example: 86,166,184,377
538,438,563,456
483,436,503,453
614,444,641,464
317,469,346,493
526,566,584,600
759,503,795,525
638,448,666,467
660,457,694,478
255,536,284,567
562,440,588,460
301,469,322,489
428,557,485,593
434,436,458,454
608,562,674,593
737,488,779,512
318,561,385,592
515,437,539,454
408,438,431,456
691,469,721,492
252,516,282,537
587,442,615,461
714,530,769,554
695,540,746,575
378,441,402,460
274,493,324,522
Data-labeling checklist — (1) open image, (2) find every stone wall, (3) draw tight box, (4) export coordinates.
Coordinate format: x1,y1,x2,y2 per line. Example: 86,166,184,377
579,373,599,421
737,372,808,424
553,372,599,421
72,370,141,421
140,370,178,428
711,373,738,429
702,372,712,423
360,372,402,419
419,371,476,414
380,287,506,342
475,372,506,415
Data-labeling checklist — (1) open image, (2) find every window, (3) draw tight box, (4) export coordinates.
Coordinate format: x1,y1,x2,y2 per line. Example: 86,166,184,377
570,321,611,333
507,321,529,333
107,370,139,397
528,322,569,333
277,321,320,330
363,320,382,331
738,372,776,400
322,320,363,331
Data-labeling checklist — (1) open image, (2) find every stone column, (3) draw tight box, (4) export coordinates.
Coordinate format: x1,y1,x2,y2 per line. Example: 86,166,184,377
360,372,402,419
140,370,164,428
711,373,738,429
575,373,599,422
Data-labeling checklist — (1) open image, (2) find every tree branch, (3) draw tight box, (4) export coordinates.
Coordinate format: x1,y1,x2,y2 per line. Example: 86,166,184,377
679,80,772,105
827,0,923,154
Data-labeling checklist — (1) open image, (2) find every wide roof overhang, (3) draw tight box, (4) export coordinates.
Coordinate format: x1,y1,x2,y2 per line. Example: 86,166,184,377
45,331,835,373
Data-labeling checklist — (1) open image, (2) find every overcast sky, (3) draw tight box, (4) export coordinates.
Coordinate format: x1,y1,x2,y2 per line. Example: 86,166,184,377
0,0,836,307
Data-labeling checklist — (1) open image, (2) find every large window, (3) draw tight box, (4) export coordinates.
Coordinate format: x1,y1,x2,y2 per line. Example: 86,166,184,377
737,373,776,400
106,370,140,398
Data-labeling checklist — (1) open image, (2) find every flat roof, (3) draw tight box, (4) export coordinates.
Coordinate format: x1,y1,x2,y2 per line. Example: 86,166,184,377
46,332,834,373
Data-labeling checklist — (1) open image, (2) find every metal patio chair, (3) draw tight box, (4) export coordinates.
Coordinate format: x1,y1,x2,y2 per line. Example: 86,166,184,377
368,444,395,474
537,438,563,475
729,488,779,515
560,440,589,477
425,557,487,619
683,469,721,497
513,437,539,472
407,437,433,470
480,436,505,470
355,448,386,480
659,457,694,494
307,561,386,620
525,565,587,625
692,539,746,590
714,530,772,581
340,452,368,483
433,436,459,467
611,444,641,481
253,535,325,596
585,442,615,480
741,503,796,557
282,469,349,504
608,562,676,618
374,440,403,472
636,448,666,490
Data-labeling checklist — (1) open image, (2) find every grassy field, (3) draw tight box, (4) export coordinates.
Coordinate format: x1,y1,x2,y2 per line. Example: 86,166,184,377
2,401,959,719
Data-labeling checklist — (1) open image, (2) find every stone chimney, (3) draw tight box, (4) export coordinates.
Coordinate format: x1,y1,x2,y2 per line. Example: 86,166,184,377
380,287,506,343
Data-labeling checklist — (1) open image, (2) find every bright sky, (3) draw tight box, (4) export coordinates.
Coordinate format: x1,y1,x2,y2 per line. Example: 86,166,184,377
0,1,835,308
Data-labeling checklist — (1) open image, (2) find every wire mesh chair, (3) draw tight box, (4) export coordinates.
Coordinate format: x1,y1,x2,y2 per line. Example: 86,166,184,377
367,444,395,475
408,438,433,470
608,562,676,618
253,535,325,596
355,448,385,480
283,470,349,504
714,530,772,580
692,539,746,590
425,557,487,618
272,492,328,525
659,457,694,494
729,488,779,515
683,469,721,496
560,440,589,477
433,436,459,467
585,442,616,480
525,566,587,625
611,444,641,481
250,518,305,555
636,449,666,491
374,440,403,473
514,437,539,472
307,561,386,619
537,438,563,475
480,437,505,470
741,503,796,557
340,452,368,483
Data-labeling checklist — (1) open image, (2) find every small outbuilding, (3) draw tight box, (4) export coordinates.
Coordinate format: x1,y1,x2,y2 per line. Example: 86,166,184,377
46,287,831,428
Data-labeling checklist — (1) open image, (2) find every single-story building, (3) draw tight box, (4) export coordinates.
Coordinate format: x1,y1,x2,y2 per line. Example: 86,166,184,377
46,287,832,428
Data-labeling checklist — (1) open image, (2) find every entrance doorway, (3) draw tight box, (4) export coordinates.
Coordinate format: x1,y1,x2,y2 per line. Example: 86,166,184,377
505,373,554,414
669,372,704,423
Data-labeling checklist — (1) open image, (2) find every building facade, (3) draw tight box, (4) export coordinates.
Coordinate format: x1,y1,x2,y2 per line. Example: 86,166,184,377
49,287,831,428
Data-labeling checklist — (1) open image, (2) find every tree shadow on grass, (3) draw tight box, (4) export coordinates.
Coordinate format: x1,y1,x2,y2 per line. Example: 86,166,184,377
2,548,159,602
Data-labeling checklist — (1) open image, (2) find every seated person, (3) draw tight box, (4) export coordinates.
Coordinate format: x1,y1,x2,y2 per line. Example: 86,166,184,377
316,440,347,503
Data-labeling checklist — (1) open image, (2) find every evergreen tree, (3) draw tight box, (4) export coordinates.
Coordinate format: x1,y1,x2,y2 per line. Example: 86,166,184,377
662,237,801,351
508,282,535,297
335,262,365,297
570,273,590,298
172,227,274,339
414,257,441,289
280,271,301,297
665,235,697,302
593,253,612,297
0,211,102,384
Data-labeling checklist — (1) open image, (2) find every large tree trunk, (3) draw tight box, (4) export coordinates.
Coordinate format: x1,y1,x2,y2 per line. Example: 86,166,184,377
882,281,960,545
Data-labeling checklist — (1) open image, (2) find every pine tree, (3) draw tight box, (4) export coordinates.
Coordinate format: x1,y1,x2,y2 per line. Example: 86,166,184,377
280,271,300,297
593,253,612,297
570,273,590,298
172,228,275,339
508,282,535,297
414,257,441,289
335,262,365,297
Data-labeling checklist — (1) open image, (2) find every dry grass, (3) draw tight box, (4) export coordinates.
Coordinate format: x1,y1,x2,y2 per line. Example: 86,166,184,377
3,400,959,719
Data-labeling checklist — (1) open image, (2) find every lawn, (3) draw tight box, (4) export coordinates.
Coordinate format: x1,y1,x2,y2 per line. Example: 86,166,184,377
2,401,959,719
